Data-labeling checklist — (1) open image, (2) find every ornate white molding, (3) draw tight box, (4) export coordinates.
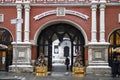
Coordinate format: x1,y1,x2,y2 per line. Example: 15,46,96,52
66,10,89,20
34,9,89,20
34,10,56,20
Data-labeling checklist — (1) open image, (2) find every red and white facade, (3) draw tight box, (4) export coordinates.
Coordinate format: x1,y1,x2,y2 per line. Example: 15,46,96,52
0,0,120,74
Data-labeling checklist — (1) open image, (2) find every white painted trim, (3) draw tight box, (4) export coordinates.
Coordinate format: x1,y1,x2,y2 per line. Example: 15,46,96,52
66,10,89,20
107,27,120,42
33,9,89,20
118,13,120,23
34,10,56,20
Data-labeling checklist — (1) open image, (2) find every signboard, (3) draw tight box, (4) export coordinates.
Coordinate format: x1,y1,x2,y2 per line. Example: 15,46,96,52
11,18,23,24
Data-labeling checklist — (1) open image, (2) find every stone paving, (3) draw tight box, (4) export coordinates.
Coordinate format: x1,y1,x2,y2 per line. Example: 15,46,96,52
0,72,120,80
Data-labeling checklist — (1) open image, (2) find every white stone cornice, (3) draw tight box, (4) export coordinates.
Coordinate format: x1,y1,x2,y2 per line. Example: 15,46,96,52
16,0,23,3
88,42,110,45
23,0,30,3
99,0,106,4
12,42,32,46
91,0,99,4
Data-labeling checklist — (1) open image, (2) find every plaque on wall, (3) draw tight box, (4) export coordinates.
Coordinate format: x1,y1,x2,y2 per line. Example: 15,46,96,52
95,52,102,59
18,52,25,58
56,7,65,16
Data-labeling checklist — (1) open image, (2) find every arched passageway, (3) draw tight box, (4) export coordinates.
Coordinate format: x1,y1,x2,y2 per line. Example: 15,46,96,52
37,23,85,72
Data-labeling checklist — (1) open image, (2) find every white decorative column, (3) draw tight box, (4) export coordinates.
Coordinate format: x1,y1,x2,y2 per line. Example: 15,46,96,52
9,3,33,72
16,4,22,42
87,0,111,74
9,4,23,72
91,2,97,42
100,1,106,42
24,4,30,42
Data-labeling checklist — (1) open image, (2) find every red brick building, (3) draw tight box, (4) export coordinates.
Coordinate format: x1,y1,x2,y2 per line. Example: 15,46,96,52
0,0,120,74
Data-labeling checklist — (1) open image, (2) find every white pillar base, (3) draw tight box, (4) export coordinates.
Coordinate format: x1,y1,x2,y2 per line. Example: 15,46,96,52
86,65,111,74
9,65,33,72
87,42,111,74
9,42,33,72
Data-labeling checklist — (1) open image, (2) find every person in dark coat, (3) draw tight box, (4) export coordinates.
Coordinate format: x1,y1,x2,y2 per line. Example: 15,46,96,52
112,58,119,77
65,57,70,71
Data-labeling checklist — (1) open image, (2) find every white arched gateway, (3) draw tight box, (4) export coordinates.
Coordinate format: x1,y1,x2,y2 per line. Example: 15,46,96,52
35,22,86,71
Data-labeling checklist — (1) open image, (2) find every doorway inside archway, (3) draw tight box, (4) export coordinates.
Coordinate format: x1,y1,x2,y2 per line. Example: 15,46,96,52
37,23,85,72
0,28,13,71
108,29,120,66
52,38,71,72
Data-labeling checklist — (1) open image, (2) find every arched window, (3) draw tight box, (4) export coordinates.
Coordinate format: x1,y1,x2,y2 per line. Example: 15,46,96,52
0,28,13,71
64,46,69,57
108,29,120,66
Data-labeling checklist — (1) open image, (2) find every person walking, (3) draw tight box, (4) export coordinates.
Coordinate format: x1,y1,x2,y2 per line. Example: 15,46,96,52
65,57,70,71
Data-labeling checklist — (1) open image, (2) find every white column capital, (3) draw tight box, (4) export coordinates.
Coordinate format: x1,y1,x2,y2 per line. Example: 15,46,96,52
16,4,22,10
24,4,30,13
24,4,30,10
100,4,106,10
91,4,97,10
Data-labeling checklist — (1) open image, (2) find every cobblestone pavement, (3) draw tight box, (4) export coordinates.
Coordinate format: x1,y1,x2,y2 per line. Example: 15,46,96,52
0,72,120,80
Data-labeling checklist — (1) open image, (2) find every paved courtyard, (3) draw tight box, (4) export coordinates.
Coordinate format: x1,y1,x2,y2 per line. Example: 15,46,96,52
0,72,120,80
